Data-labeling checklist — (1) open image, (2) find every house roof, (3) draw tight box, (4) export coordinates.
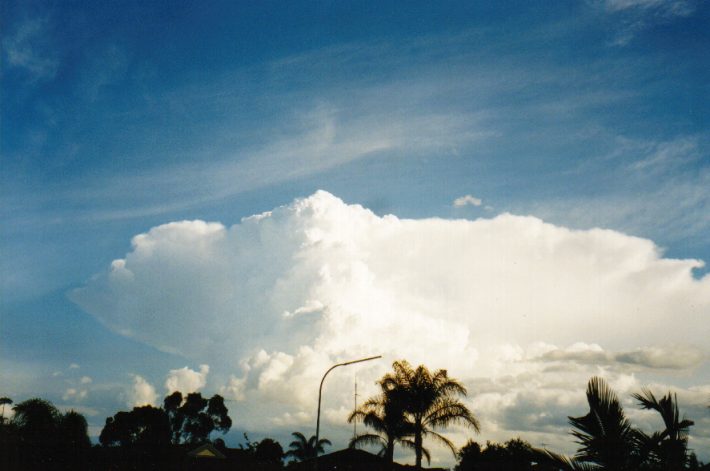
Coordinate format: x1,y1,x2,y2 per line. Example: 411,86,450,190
186,443,226,459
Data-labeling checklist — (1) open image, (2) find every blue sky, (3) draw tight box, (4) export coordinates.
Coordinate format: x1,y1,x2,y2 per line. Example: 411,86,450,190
2,0,709,464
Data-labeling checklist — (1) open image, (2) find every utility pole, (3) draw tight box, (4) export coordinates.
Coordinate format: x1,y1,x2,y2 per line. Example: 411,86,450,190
353,379,358,440
315,355,381,471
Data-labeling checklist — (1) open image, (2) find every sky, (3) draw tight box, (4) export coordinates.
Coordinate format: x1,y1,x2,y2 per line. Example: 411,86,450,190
1,0,709,466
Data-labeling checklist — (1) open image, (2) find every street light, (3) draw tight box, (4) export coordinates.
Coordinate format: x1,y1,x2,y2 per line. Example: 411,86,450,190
314,355,382,468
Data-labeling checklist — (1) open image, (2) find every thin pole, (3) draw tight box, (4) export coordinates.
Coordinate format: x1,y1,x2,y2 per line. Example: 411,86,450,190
315,355,381,471
353,380,358,440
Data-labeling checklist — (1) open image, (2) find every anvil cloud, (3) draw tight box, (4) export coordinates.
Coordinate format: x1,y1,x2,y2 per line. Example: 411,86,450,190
71,192,710,460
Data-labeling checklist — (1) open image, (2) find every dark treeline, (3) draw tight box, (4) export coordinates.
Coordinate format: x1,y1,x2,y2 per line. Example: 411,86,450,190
1,362,708,470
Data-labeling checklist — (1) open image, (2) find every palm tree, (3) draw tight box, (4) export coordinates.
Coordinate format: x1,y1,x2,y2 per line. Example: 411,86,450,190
568,377,637,471
285,431,331,462
632,388,694,470
381,360,480,469
348,383,416,464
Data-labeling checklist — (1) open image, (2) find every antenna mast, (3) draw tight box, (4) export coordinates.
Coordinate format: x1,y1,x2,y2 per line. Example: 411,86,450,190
353,379,358,439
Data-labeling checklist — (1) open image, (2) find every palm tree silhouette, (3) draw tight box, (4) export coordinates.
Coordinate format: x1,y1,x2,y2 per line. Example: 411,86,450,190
348,382,419,464
285,431,331,462
568,377,636,471
632,388,694,470
381,360,480,469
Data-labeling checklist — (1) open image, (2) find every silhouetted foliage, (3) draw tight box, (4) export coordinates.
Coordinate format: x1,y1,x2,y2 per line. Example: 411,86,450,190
0,420,20,470
2,398,91,470
58,410,91,467
239,433,284,465
535,376,699,471
163,391,232,444
380,360,480,469
97,392,232,469
456,438,534,471
13,398,61,468
632,388,695,470
568,377,637,470
100,405,171,447
256,438,285,464
285,431,331,462
348,377,414,463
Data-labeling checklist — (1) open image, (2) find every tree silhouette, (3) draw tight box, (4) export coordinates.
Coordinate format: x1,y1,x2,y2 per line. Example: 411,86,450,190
285,431,331,462
381,360,480,469
632,388,694,470
10,398,90,469
456,438,534,471
163,391,232,444
348,380,415,464
99,405,171,447
255,438,284,464
240,434,284,463
58,410,91,468
568,377,637,471
12,398,61,467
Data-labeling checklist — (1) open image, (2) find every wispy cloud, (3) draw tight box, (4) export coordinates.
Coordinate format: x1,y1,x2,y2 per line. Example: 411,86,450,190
604,0,693,14
2,17,58,80
601,0,695,45
523,133,710,252
630,136,700,172
44,102,490,221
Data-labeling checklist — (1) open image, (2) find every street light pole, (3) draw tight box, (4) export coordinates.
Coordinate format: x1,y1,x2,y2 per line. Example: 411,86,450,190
314,355,382,469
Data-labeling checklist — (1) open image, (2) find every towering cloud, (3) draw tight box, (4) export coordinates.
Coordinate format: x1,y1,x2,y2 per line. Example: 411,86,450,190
71,191,710,458
127,375,158,408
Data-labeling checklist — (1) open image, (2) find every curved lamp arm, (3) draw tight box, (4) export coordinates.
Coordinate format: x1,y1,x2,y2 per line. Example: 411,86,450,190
314,355,382,468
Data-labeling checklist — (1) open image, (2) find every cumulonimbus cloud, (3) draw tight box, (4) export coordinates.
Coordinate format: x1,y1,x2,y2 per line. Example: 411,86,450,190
71,191,710,456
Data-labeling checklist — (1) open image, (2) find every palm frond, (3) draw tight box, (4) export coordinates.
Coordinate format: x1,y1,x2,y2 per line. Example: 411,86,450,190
422,429,456,456
530,448,601,471
633,388,694,440
400,439,431,464
568,377,633,467
349,433,385,450
424,397,480,432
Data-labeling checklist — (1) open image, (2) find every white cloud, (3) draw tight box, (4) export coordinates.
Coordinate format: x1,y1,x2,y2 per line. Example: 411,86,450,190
453,195,483,208
127,375,158,408
72,191,710,462
219,375,247,402
62,388,88,402
165,365,209,394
